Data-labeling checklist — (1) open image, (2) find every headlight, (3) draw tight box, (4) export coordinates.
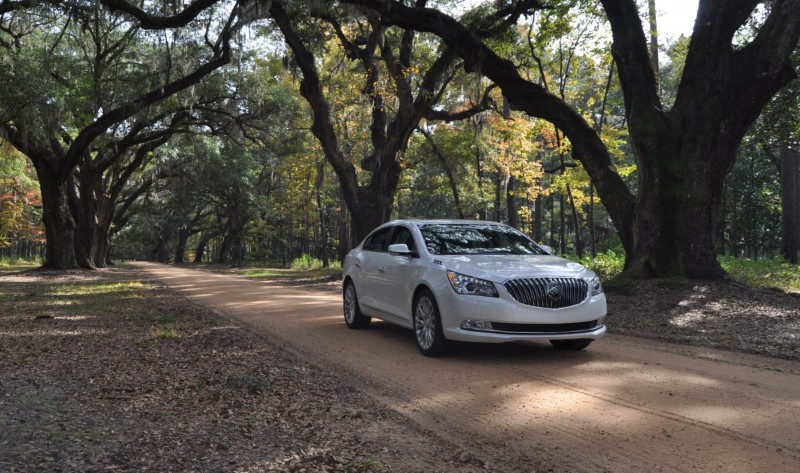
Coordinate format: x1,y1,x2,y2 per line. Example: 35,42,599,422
590,277,604,296
447,271,498,297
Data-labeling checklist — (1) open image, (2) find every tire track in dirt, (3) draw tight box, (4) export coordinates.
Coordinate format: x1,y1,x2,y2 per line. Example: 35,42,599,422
134,262,800,473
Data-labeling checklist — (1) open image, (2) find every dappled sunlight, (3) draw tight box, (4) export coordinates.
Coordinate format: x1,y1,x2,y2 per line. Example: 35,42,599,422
390,368,800,470
207,325,245,331
55,315,92,321
128,263,800,472
670,309,712,327
0,328,110,337
42,281,147,297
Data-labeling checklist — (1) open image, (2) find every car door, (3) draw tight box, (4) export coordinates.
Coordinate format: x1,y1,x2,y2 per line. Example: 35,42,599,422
376,225,421,324
357,225,393,313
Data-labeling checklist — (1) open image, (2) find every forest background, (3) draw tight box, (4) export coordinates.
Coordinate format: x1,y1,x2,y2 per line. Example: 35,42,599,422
1,0,799,286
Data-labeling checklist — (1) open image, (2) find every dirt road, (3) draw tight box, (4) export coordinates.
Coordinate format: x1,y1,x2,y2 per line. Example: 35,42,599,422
134,262,800,472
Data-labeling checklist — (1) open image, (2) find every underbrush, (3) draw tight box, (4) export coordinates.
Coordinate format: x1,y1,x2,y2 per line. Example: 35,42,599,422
719,256,800,293
578,251,625,281
0,256,40,269
578,251,799,293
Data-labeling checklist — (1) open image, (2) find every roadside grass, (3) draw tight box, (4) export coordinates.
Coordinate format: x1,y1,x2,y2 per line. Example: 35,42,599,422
181,262,342,283
719,256,800,293
239,266,341,280
579,251,800,294
0,261,39,273
0,276,184,340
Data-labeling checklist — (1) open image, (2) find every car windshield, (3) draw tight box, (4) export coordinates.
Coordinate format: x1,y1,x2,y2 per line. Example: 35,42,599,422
418,223,547,256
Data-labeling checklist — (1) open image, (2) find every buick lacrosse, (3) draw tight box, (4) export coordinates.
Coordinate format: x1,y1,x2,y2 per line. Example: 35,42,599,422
342,220,607,356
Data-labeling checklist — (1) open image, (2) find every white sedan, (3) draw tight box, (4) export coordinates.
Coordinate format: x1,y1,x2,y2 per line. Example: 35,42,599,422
342,220,607,356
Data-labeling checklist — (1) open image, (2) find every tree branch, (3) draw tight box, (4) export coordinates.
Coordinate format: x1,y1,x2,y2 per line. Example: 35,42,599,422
343,0,637,252
99,0,223,30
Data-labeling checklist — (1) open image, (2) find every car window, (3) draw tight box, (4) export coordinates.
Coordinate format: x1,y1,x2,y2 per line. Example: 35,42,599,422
364,226,393,252
391,226,416,251
418,223,547,255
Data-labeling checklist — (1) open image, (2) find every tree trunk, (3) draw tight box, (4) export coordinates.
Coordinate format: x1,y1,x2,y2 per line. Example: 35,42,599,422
217,233,231,264
34,167,78,269
589,185,597,257
423,128,465,219
625,122,733,278
780,145,799,264
175,227,191,263
533,194,543,242
73,172,101,270
567,183,583,258
352,176,400,242
647,0,659,90
338,188,350,260
507,174,518,228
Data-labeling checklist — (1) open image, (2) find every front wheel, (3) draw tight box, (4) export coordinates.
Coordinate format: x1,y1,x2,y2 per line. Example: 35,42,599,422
343,282,371,329
413,290,452,357
550,339,592,351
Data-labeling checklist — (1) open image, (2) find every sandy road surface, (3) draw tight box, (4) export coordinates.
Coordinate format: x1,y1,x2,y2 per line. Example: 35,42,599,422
133,262,800,472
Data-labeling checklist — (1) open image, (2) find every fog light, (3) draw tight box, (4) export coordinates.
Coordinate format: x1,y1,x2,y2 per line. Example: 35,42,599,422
461,320,493,330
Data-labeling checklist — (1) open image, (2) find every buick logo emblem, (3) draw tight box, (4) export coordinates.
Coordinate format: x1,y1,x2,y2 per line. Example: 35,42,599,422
545,281,563,301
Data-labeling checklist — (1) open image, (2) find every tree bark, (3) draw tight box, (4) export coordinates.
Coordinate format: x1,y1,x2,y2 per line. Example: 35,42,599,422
567,183,583,258
33,164,78,269
533,194,543,242
647,0,659,89
507,174,518,228
780,145,800,264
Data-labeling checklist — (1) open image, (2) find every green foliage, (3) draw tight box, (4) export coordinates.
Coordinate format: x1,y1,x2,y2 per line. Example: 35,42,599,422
291,254,324,271
345,457,384,473
577,253,800,293
238,265,341,279
578,250,625,281
150,326,180,340
719,256,800,293
0,144,43,249
0,256,40,267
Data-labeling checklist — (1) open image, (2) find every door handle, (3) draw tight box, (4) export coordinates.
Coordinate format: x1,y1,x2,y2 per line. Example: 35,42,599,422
378,267,385,273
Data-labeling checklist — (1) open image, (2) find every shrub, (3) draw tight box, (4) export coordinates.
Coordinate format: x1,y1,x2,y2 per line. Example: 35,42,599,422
578,250,625,281
290,254,324,271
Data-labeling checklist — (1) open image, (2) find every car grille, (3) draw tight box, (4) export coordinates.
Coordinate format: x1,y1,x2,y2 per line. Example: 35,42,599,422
504,277,589,309
490,320,600,334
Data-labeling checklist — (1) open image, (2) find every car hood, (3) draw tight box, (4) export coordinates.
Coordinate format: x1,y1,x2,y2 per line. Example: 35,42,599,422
435,254,595,282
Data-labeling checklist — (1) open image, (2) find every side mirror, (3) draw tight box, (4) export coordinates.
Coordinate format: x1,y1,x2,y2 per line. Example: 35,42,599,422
388,243,417,257
539,244,553,255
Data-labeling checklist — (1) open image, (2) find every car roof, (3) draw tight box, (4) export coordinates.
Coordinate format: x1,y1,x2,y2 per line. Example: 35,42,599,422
386,219,505,226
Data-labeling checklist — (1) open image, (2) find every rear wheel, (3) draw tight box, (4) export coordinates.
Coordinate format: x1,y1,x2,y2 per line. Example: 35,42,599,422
413,290,452,357
550,339,592,351
343,282,371,329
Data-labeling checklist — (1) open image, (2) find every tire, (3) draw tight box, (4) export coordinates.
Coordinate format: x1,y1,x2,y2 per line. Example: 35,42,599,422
343,281,371,329
550,339,592,351
413,289,452,357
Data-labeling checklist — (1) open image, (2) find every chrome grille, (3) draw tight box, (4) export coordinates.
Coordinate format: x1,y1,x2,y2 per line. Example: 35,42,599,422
504,277,589,309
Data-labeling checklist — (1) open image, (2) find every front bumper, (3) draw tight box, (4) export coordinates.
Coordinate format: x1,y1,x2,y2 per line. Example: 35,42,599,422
437,285,607,343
